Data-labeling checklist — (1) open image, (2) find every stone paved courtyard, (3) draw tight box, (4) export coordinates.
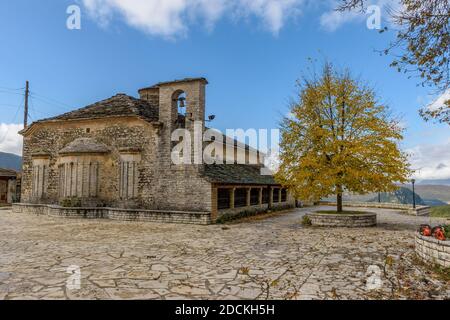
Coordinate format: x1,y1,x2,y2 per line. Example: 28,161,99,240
0,207,448,300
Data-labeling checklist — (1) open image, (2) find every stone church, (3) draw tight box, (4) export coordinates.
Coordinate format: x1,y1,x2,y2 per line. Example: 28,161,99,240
15,78,294,224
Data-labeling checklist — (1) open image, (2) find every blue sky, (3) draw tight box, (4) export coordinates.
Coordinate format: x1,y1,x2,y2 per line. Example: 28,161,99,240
0,0,449,179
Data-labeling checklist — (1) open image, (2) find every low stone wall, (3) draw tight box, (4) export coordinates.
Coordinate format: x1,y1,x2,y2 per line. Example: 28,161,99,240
107,208,211,224
319,201,430,216
415,233,450,268
12,203,211,225
307,212,377,228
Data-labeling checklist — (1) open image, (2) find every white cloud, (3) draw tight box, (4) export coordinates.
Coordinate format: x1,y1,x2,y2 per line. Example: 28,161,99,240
264,150,280,172
82,0,305,38
0,123,23,156
236,0,303,34
427,89,450,111
319,0,400,32
320,3,361,32
407,138,450,180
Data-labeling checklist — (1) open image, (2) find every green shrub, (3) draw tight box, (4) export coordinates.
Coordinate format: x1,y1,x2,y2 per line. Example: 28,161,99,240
443,225,450,239
430,205,450,218
301,215,312,226
60,197,82,208
216,210,255,224
215,206,293,224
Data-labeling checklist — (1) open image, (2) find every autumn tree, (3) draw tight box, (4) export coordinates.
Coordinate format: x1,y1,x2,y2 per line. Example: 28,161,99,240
275,63,411,212
338,0,450,124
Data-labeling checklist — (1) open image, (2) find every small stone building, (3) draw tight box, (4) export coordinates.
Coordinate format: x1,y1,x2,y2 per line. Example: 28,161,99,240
0,168,18,204
16,78,294,224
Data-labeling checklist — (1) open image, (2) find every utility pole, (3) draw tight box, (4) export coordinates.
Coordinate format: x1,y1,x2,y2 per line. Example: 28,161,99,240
24,81,29,128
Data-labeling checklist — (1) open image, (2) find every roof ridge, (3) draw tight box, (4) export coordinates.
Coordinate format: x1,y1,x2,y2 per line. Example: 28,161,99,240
31,93,159,125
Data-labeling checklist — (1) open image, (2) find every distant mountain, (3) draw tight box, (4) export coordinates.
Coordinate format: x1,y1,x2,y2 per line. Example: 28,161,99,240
422,199,448,206
403,184,450,203
0,152,22,171
368,187,426,206
418,179,450,186
323,184,450,207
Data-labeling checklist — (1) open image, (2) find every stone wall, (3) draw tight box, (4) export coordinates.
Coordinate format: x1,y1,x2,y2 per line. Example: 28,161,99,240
12,203,211,225
415,233,450,268
319,201,430,216
21,117,212,213
307,212,377,227
21,118,151,206
152,80,212,213
19,78,281,217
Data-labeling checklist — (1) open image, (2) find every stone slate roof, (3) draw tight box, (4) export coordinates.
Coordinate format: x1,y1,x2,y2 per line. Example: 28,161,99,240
0,168,17,177
203,164,278,185
140,77,208,90
59,138,110,155
39,94,159,123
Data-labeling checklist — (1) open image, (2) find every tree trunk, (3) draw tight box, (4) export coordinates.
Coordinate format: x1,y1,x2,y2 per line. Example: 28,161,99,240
337,192,343,213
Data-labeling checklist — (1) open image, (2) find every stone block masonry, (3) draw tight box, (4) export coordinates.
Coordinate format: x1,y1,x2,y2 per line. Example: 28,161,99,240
319,201,430,216
18,77,288,224
307,212,377,227
12,203,211,225
415,233,450,268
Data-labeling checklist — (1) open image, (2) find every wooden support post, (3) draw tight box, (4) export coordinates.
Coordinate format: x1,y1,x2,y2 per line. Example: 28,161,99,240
24,81,29,128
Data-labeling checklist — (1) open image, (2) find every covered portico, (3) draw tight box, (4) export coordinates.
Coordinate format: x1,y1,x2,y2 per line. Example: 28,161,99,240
204,164,295,220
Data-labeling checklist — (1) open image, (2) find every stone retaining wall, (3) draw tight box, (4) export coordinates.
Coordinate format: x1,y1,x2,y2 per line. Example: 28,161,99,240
415,233,450,268
319,201,430,216
307,212,377,227
12,203,211,225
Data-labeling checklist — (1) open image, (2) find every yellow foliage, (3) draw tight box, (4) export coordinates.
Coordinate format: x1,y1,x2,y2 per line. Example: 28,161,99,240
275,63,411,203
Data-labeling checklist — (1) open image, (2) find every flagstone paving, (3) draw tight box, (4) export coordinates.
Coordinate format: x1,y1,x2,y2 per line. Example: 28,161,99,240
0,207,448,300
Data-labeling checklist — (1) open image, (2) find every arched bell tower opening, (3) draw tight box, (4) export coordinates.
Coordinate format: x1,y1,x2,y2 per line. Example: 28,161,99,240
155,78,207,133
172,90,187,128
143,78,208,170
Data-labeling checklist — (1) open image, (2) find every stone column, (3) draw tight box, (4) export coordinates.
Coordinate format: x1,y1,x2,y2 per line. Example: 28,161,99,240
230,188,235,209
269,187,273,209
211,186,218,222
246,188,251,207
